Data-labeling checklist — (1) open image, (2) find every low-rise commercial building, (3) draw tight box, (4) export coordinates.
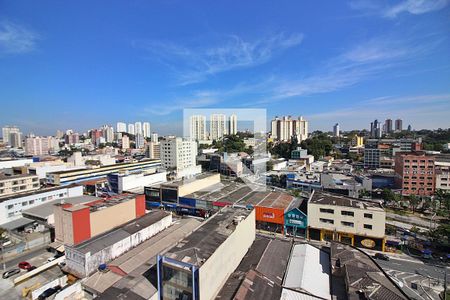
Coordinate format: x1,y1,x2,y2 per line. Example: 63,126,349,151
308,191,386,251
0,158,34,170
0,173,40,197
47,159,161,185
156,206,255,300
107,169,167,193
54,194,146,246
254,191,296,233
394,151,435,196
0,184,83,225
65,210,172,277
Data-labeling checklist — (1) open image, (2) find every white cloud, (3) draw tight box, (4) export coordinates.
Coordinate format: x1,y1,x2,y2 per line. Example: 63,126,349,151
142,94,221,116
133,32,303,85
0,21,39,54
385,0,449,18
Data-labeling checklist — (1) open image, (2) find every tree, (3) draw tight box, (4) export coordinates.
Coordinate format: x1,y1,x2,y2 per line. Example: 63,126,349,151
409,194,420,213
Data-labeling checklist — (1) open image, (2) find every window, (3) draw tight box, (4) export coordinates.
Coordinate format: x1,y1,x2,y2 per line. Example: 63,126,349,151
364,213,373,219
22,202,27,206
320,208,334,214
319,218,334,224
364,224,373,230
341,211,354,217
29,200,34,205
341,221,354,227
7,204,14,210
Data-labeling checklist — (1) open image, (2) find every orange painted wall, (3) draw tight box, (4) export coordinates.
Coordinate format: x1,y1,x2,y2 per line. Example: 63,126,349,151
72,207,91,244
135,195,146,217
255,206,284,225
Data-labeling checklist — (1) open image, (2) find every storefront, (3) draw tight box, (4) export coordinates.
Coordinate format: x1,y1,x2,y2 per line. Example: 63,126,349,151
284,207,307,238
255,206,285,234
309,227,385,251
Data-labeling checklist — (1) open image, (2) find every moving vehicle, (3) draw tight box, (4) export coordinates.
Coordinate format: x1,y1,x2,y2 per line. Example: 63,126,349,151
37,285,61,300
373,253,390,261
2,268,20,279
18,261,32,270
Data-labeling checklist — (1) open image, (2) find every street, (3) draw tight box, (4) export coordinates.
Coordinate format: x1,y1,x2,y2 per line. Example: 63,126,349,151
376,257,448,300
1,246,49,270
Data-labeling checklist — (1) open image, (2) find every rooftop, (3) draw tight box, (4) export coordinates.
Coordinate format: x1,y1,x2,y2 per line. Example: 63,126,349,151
216,236,292,300
163,206,252,267
22,195,99,220
72,210,170,255
330,242,408,300
48,159,161,175
310,190,384,211
61,194,137,213
0,173,37,180
0,183,81,202
161,172,218,188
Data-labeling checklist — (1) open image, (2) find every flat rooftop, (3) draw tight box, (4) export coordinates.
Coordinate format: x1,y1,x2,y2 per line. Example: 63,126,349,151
161,172,218,188
164,206,252,267
72,210,170,255
216,236,292,300
48,159,161,175
22,195,99,219
310,190,384,211
62,193,137,213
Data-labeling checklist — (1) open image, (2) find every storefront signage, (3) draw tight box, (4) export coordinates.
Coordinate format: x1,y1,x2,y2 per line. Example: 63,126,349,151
361,239,375,248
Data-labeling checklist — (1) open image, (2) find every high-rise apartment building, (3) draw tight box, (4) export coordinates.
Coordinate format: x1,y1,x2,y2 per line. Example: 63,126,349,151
370,119,381,138
151,132,159,143
102,125,114,143
395,119,403,132
128,123,135,135
385,119,393,134
121,135,130,150
229,114,237,135
146,141,161,159
135,133,145,149
190,115,207,141
160,137,199,174
143,122,151,138
2,126,22,146
65,133,80,145
394,151,435,196
25,136,59,156
210,114,227,141
333,123,340,137
271,116,308,142
116,122,127,133
135,122,143,135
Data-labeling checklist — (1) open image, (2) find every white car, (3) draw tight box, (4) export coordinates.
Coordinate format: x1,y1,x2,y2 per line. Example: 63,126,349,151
47,257,56,263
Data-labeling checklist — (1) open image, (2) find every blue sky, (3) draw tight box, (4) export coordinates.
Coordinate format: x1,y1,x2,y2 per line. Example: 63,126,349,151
0,0,449,136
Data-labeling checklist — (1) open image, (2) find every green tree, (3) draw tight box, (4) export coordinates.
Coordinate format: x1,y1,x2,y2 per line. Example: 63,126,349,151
409,194,420,213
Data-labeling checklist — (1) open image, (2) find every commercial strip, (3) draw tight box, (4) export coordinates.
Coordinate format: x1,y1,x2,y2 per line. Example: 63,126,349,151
307,190,386,251
46,159,161,185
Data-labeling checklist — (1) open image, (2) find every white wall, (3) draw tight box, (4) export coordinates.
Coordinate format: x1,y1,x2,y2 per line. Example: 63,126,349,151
0,185,83,225
0,158,33,170
121,171,167,192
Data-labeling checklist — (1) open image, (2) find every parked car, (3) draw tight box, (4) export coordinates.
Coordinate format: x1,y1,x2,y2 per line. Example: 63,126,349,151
374,253,390,261
38,285,61,300
18,261,32,270
47,257,56,263
2,268,20,279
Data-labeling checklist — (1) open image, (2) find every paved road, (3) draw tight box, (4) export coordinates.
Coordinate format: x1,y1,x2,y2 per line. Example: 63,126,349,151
376,257,448,300
386,212,437,229
1,246,48,270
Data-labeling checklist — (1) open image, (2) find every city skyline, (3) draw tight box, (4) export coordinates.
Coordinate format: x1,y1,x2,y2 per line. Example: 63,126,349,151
1,1,449,135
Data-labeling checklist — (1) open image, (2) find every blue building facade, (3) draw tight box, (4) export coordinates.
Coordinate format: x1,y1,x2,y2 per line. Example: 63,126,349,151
284,207,307,237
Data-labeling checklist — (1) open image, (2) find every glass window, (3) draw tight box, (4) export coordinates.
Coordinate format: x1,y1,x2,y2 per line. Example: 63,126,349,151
341,221,354,227
364,224,372,230
364,213,373,219
341,211,354,217
320,208,334,214
319,218,334,224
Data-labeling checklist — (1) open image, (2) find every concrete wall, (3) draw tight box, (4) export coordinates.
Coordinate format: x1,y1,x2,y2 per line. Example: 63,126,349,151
199,209,256,300
89,199,136,237
121,171,167,192
0,158,33,170
31,275,67,300
66,214,172,277
308,203,385,238
178,173,220,197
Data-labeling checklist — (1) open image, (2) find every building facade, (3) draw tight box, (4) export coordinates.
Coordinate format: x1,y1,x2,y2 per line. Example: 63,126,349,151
394,151,435,196
271,116,308,142
210,114,227,141
26,136,59,156
190,115,207,141
229,114,237,135
160,137,199,175
0,174,40,198
308,191,386,251
435,154,450,191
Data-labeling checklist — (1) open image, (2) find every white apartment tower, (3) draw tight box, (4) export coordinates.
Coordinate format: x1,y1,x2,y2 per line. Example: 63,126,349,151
121,135,130,150
333,123,340,137
210,114,227,141
135,133,145,149
116,122,127,133
128,123,135,135
229,114,237,135
271,116,308,142
151,132,159,143
143,122,151,138
2,125,22,146
134,122,143,135
190,115,207,141
25,136,59,156
160,137,198,172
